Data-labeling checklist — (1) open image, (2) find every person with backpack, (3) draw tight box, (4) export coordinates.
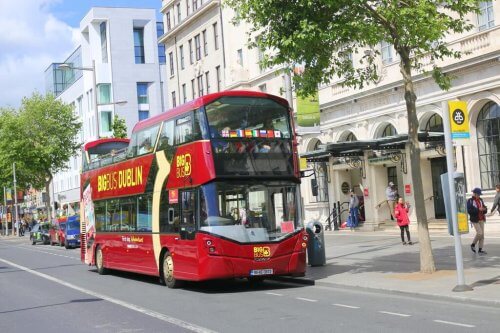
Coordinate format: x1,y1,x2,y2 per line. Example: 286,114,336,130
467,187,487,255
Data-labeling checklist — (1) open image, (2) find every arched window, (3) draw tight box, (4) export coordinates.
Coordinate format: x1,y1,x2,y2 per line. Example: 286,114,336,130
380,124,397,137
477,101,500,189
425,114,444,132
312,140,329,202
345,132,357,142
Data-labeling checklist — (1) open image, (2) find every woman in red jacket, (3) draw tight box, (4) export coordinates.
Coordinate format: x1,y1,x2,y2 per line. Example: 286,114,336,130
394,197,412,245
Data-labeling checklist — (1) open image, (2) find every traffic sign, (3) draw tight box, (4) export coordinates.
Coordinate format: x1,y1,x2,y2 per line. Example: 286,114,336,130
448,101,470,143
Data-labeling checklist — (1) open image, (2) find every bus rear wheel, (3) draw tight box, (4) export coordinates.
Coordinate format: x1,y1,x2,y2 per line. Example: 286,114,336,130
96,246,107,275
161,252,182,289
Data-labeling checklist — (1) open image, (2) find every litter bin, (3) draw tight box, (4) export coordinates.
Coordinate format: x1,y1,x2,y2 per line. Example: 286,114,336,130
306,221,326,266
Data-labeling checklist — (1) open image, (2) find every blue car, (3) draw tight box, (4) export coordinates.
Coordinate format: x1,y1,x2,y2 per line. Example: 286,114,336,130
64,216,80,249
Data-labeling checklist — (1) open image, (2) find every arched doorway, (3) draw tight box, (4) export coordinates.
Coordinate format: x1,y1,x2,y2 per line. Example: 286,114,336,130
476,101,500,189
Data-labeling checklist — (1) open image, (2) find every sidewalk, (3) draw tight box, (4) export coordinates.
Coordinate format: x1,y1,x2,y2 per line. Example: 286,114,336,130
304,230,500,307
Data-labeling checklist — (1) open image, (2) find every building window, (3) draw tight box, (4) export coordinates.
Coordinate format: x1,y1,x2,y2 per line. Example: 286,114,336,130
176,3,181,24
215,65,221,92
169,52,175,76
258,84,267,93
137,83,149,104
139,110,150,121
345,132,357,142
100,111,112,134
425,114,444,132
171,91,177,108
134,28,145,64
97,83,111,104
197,75,204,97
477,101,500,189
191,79,196,100
213,22,219,50
100,22,108,63
380,124,397,137
312,141,329,203
478,1,494,31
182,83,187,103
194,34,201,61
156,22,166,64
205,71,210,94
202,29,208,56
189,39,193,64
166,12,171,30
186,0,190,16
381,41,393,65
192,0,198,11
179,45,185,69
237,49,243,65
387,166,398,190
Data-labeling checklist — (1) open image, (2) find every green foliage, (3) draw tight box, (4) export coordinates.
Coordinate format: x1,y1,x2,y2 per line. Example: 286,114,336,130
226,0,480,96
112,115,128,139
0,93,82,189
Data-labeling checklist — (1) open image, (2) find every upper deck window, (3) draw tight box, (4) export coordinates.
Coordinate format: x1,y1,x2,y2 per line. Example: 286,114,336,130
128,125,160,157
205,97,291,139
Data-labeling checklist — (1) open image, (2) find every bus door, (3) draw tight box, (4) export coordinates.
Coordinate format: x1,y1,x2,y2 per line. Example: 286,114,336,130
173,190,198,278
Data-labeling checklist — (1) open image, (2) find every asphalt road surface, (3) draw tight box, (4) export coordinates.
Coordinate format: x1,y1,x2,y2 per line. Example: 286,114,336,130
1,236,499,333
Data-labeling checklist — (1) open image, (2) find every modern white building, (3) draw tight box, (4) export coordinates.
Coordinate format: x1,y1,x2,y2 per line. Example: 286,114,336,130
44,7,167,214
300,2,500,232
159,0,292,108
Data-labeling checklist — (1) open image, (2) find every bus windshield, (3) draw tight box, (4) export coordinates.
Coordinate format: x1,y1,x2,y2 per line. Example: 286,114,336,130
200,182,299,243
205,96,291,139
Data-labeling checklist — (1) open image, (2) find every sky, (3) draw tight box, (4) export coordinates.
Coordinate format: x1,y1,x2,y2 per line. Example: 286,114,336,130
0,0,161,108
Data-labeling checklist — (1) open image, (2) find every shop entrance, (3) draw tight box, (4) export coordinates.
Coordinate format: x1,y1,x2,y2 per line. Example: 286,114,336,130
430,157,447,218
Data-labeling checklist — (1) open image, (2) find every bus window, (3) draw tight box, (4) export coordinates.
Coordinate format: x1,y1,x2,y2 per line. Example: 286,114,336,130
127,133,138,158
120,197,137,232
107,199,120,231
180,190,196,240
175,115,192,145
94,201,106,232
157,120,175,160
137,194,152,232
137,125,160,155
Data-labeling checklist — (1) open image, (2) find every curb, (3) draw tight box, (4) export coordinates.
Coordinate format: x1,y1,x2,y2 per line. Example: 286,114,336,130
312,280,500,308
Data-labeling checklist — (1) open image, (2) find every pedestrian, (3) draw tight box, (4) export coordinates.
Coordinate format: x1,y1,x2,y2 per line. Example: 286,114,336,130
490,184,500,215
347,189,359,229
467,187,487,255
386,181,398,220
394,197,412,245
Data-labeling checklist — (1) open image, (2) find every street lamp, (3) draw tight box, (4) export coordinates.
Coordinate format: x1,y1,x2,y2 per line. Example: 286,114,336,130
58,62,128,138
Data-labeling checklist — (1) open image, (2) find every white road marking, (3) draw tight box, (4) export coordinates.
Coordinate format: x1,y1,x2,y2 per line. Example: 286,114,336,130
265,292,283,296
0,257,217,333
434,320,475,328
296,297,318,302
379,311,411,317
333,303,360,309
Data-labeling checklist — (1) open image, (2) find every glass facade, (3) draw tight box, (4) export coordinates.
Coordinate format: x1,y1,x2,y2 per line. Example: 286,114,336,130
100,22,108,63
134,28,145,64
156,22,166,64
45,47,82,97
137,83,149,104
97,84,111,104
477,102,500,189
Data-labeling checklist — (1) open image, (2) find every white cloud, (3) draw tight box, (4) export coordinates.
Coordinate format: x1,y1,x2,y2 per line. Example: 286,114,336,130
0,0,79,108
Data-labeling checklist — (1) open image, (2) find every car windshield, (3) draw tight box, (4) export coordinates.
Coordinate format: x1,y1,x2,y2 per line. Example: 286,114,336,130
199,182,300,243
67,221,79,230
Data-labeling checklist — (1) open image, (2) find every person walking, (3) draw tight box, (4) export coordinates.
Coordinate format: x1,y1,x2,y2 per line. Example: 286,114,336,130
467,187,487,255
386,182,398,220
347,189,359,229
490,184,500,215
394,197,412,245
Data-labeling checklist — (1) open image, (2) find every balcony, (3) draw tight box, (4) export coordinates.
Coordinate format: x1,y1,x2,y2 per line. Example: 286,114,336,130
159,0,220,45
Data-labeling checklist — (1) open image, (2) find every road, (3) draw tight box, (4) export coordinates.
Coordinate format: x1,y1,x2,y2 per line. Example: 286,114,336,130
1,236,499,333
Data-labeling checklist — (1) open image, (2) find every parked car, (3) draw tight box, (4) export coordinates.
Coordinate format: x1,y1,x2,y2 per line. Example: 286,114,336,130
49,222,66,246
64,217,80,249
30,223,50,245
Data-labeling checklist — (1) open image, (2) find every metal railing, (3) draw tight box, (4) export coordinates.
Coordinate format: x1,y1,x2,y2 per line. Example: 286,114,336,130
325,201,349,231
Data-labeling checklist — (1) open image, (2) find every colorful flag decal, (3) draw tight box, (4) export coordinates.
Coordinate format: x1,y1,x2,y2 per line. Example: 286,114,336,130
267,130,275,138
245,129,253,137
221,130,229,138
230,130,238,138
237,129,245,137
274,130,281,138
259,130,267,137
252,130,259,137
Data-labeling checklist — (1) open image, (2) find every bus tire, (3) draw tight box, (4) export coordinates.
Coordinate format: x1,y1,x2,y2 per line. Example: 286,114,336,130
65,240,69,249
161,252,182,289
95,246,107,275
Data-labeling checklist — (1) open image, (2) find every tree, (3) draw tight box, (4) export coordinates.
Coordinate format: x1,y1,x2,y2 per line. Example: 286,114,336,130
112,114,128,139
0,93,81,217
227,0,481,273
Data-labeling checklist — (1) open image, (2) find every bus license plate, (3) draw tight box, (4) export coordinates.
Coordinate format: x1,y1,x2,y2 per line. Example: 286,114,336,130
250,269,273,276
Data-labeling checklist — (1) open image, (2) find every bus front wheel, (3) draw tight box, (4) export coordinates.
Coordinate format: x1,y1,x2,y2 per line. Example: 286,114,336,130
161,252,182,289
96,246,107,275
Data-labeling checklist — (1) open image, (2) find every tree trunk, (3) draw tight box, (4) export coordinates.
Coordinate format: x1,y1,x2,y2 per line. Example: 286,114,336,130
400,54,436,273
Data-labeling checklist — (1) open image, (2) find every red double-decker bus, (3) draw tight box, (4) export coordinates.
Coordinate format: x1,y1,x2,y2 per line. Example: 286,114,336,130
80,90,307,288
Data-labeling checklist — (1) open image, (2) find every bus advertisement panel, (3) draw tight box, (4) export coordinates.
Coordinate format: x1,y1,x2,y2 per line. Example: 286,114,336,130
80,90,307,288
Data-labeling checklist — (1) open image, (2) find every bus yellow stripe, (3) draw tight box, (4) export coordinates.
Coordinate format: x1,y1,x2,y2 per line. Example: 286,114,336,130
152,151,171,271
